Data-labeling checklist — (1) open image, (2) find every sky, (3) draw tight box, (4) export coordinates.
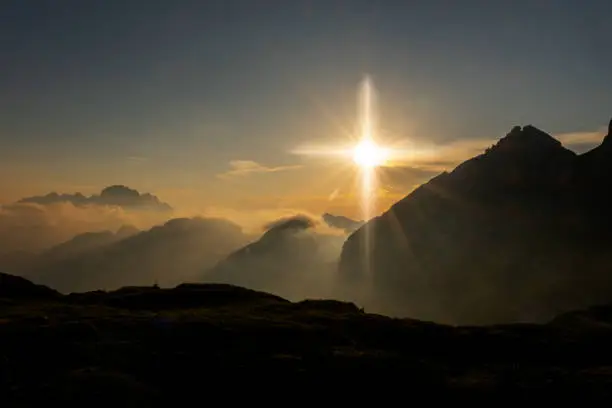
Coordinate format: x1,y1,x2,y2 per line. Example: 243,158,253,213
1,0,611,222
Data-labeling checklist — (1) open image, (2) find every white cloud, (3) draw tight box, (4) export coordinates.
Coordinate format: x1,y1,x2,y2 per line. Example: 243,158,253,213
388,127,606,173
217,160,303,178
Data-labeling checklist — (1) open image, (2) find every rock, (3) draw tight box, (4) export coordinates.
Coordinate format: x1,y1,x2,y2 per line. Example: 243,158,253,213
0,272,60,300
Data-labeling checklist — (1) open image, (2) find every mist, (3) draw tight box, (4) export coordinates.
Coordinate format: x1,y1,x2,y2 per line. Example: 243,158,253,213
0,202,166,255
9,175,612,328
201,214,347,301
0,188,356,303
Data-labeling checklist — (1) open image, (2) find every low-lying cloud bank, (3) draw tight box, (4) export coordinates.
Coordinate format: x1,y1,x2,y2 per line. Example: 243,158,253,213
0,186,175,255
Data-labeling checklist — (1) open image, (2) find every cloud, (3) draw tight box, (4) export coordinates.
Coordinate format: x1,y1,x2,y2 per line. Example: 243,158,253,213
0,200,173,256
18,185,172,212
556,130,606,153
199,205,353,238
328,189,340,201
262,214,316,233
322,213,364,233
218,160,303,178
387,127,606,175
0,203,118,254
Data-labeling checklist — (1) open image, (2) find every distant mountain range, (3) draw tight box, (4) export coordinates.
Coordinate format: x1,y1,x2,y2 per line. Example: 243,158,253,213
1,213,347,297
10,217,249,293
339,119,612,325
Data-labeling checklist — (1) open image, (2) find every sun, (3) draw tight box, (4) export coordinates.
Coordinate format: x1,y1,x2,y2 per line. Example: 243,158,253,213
289,75,405,222
352,138,388,169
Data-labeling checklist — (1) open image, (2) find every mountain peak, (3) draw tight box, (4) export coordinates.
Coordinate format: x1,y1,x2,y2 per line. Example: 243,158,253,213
603,118,612,145
448,124,575,182
490,124,563,154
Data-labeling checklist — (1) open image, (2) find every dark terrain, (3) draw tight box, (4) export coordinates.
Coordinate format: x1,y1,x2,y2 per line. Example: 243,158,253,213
340,119,612,325
2,272,612,404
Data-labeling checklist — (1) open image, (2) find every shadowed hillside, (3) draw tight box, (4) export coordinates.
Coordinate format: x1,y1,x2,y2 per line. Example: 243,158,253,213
203,215,344,300
3,272,612,404
21,217,250,293
339,120,612,325
0,225,140,275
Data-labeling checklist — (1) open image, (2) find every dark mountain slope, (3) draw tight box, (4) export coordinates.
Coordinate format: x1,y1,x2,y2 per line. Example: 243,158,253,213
575,118,612,219
25,217,248,293
0,226,139,275
203,216,342,300
42,225,139,261
0,272,60,299
339,121,612,325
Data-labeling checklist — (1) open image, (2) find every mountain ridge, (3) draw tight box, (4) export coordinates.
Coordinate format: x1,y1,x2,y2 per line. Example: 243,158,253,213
15,217,248,293
339,119,612,325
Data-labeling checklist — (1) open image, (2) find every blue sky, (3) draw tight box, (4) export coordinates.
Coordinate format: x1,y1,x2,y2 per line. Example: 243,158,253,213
1,0,611,218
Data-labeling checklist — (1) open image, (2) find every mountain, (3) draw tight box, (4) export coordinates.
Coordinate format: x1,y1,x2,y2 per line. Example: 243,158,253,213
0,272,60,299
0,226,139,275
203,216,343,300
339,120,612,325
4,272,612,403
41,225,140,261
576,119,612,215
24,217,249,293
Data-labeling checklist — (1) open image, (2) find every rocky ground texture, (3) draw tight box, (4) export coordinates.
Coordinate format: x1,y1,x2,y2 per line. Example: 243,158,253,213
2,272,612,405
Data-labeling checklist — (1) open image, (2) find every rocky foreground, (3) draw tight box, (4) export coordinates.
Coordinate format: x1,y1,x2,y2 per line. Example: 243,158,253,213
2,273,612,404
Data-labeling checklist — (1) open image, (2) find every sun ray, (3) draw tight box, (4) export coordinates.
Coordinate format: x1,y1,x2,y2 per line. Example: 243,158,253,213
354,75,384,225
291,75,410,224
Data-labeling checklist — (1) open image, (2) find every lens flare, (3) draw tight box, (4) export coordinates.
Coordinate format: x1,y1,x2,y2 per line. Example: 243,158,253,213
289,74,407,226
355,76,380,222
352,139,388,168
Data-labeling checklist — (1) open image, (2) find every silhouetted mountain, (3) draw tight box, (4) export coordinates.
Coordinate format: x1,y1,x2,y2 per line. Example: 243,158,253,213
339,120,612,325
19,185,172,211
4,272,612,403
204,215,343,300
576,118,612,215
0,272,60,299
24,217,249,293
